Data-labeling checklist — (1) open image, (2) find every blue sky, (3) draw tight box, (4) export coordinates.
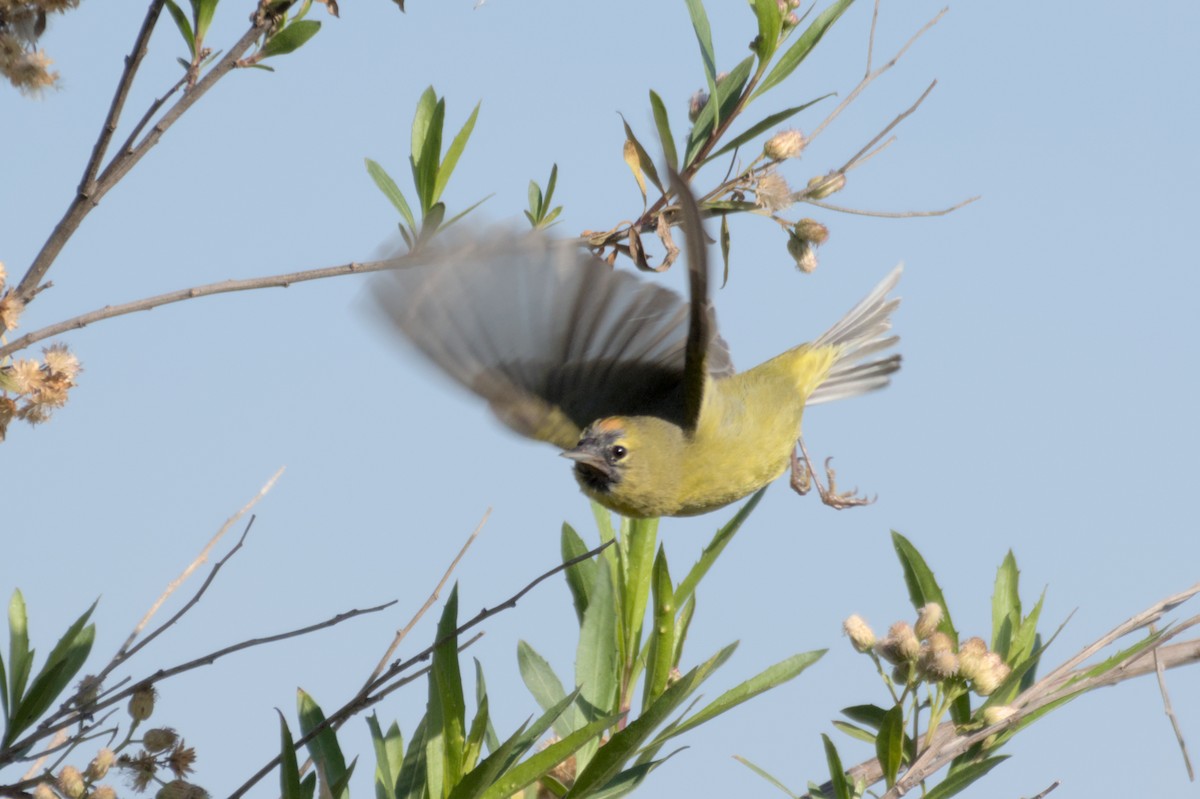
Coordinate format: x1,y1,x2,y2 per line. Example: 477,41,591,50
4,1,1199,797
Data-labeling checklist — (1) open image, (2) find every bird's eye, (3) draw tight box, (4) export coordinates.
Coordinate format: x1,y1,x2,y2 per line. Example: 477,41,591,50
610,445,627,461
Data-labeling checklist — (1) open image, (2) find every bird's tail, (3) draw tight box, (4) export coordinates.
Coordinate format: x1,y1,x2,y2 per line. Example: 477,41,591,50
807,265,903,405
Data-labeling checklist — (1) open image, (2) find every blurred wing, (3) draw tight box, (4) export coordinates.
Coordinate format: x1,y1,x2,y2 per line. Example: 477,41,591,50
372,231,733,449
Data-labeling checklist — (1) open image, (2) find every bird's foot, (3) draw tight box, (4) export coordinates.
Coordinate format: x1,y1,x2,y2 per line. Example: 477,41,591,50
790,439,876,510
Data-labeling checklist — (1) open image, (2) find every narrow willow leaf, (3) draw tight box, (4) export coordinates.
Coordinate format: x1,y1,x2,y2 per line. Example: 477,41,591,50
671,595,694,670
517,641,583,738
463,694,488,772
840,704,889,730
441,194,492,231
675,488,765,609
751,0,783,63
415,98,446,212
875,705,904,788
431,585,467,790
569,643,737,797
7,590,31,714
279,712,306,799
683,0,718,108
622,140,647,203
164,0,196,58
821,734,850,799
829,720,876,745
561,523,595,623
655,650,822,742
544,163,558,208
733,755,800,799
923,755,1008,799
297,689,349,799
473,659,500,754
642,547,675,709
411,87,438,168
583,750,684,799
753,0,854,100
1011,591,1044,667
193,0,218,42
10,601,96,740
622,517,658,669
702,96,831,166
262,19,321,58
891,531,957,641
367,715,403,799
433,101,481,204
991,551,1020,659
684,55,755,167
576,562,618,721
648,91,678,172
528,180,543,218
365,158,417,231
448,719,529,799
395,716,429,799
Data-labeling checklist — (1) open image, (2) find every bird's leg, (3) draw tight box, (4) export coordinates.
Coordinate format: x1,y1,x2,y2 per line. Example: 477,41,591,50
790,436,876,509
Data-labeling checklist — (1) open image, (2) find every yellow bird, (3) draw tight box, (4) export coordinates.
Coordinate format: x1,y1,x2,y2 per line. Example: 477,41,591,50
374,186,900,518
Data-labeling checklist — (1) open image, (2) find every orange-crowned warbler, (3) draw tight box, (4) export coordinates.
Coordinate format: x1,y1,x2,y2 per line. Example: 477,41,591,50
374,185,900,517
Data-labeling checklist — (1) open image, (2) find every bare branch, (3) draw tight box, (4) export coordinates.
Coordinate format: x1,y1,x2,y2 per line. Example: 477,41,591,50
805,196,980,218
1154,635,1195,780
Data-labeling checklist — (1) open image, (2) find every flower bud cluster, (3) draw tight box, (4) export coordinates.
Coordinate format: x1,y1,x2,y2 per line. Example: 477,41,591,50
844,605,1013,696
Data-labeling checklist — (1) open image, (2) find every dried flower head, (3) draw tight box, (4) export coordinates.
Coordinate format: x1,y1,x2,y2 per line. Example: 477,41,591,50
44,343,81,379
956,637,989,681
878,621,921,664
919,632,959,680
75,674,103,709
807,172,846,200
87,748,116,780
58,766,86,799
971,652,1011,696
32,783,56,799
687,90,708,123
91,786,117,799
155,780,208,799
786,233,816,273
754,172,793,213
0,260,7,286
914,603,943,640
0,291,25,332
143,728,179,753
763,129,806,160
118,750,158,792
128,685,157,722
791,218,829,246
167,741,197,778
843,614,877,653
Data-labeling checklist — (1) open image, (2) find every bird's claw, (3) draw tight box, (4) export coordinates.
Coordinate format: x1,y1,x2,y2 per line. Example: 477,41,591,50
790,441,876,510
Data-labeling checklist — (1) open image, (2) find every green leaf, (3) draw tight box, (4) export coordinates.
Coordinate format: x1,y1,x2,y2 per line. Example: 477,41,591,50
164,0,196,58
891,532,957,642
279,712,307,799
463,694,489,772
474,715,616,799
840,704,889,730
719,214,731,287
583,751,683,799
1011,590,1044,667
830,720,876,744
261,19,321,58
297,689,349,799
821,734,850,799
368,715,404,799
671,595,694,671
365,158,417,232
395,716,429,799
433,101,481,205
875,706,904,788
430,585,467,793
656,650,822,741
9,601,96,743
569,643,737,797
642,547,675,709
684,55,755,167
191,0,218,43
683,0,718,119
517,641,585,739
675,488,765,609
411,87,438,167
7,590,30,715
473,659,500,754
421,202,446,242
648,91,678,172
991,551,1020,659
702,96,831,166
561,523,596,624
751,0,783,63
448,718,529,799
441,194,493,231
732,755,800,799
923,756,1008,799
414,97,446,212
753,0,854,100
528,180,543,218
576,561,619,724
621,516,658,676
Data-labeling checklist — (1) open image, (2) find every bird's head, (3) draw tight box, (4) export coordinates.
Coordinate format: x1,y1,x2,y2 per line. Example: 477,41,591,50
560,416,684,517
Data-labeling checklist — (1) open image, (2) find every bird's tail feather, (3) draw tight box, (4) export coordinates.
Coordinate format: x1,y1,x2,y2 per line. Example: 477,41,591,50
808,265,903,405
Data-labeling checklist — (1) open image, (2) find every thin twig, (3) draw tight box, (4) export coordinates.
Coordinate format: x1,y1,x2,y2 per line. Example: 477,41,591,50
119,469,283,657
838,80,937,174
864,0,882,76
364,509,490,690
1154,637,1194,780
805,196,980,218
0,257,405,359
1028,781,1061,799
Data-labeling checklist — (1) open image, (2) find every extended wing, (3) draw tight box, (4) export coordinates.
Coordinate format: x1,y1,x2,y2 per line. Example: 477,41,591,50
373,231,731,449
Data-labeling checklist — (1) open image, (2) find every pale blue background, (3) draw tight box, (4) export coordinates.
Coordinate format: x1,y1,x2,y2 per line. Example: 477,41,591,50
3,1,1199,797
